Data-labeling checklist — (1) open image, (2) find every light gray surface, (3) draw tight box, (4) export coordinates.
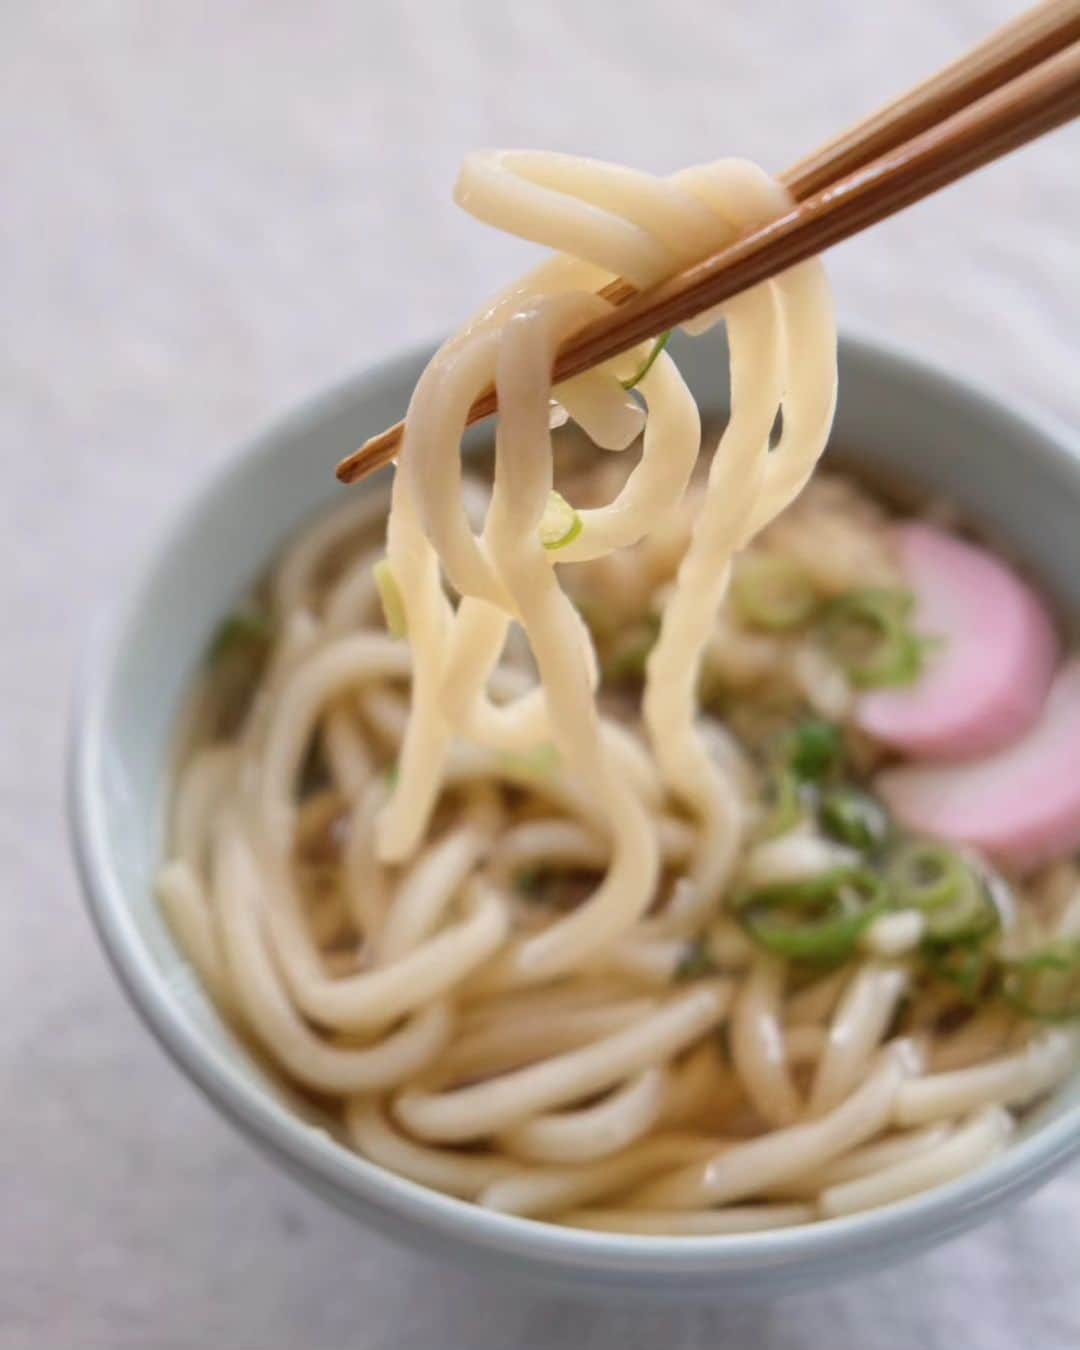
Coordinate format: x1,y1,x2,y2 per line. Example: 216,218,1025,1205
3,2,1078,1347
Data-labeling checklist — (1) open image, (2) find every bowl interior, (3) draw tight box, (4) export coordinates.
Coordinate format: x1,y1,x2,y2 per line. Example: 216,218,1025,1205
71,330,1079,1291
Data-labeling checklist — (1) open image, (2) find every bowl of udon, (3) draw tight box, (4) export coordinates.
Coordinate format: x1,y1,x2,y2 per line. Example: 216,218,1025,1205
69,153,1080,1300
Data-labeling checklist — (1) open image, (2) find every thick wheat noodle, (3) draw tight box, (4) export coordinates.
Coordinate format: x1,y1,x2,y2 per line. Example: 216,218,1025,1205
213,820,452,1092
457,978,642,1025
819,1108,1014,1218
739,830,858,890
345,1100,515,1198
155,861,231,1010
417,296,663,987
627,1041,918,1210
731,954,802,1127
375,826,489,963
861,909,926,958
322,704,374,801
263,865,509,1033
894,1029,1077,1125
500,1066,669,1163
479,1133,725,1218
394,983,729,1141
323,559,380,635
172,745,238,871
488,816,694,882
258,635,412,843
808,963,909,1117
772,1124,954,1200
341,780,390,936
356,685,410,751
435,999,660,1085
273,491,394,619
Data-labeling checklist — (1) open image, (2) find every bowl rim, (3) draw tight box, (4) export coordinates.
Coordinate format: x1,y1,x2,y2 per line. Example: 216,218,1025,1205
67,328,1080,1278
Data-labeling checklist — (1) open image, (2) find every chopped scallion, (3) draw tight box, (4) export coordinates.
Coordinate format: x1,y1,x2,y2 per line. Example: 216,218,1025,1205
734,866,888,963
820,787,890,852
731,552,818,631
620,331,671,391
538,490,583,550
922,941,996,1004
776,719,844,784
819,587,935,688
373,559,407,638
887,843,997,944
1001,941,1080,1021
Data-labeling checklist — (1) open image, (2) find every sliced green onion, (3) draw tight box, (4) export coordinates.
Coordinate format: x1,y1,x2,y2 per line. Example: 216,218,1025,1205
603,613,661,682
538,490,583,550
208,610,273,665
1001,941,1080,1021
373,559,407,638
734,866,889,963
820,787,890,852
922,941,997,1003
731,552,818,631
775,718,844,784
756,767,803,840
620,331,671,391
887,843,998,944
674,938,717,982
819,587,934,688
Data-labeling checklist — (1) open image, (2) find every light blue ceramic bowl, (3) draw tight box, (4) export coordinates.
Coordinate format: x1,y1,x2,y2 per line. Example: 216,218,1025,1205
68,331,1080,1300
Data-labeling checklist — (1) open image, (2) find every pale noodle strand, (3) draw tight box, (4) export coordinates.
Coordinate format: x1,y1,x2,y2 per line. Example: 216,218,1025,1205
171,745,238,872
345,1100,514,1199
894,1029,1077,1126
438,999,659,1086
819,1108,1014,1218
322,703,374,801
479,1133,723,1219
771,1124,954,1201
499,1066,669,1164
374,826,489,964
262,863,508,1034
156,861,232,1011
730,955,802,1127
808,963,909,1117
627,1040,920,1210
395,983,730,1142
213,820,451,1093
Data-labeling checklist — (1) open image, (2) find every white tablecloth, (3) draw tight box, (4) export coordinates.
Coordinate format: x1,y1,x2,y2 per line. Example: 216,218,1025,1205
4,2,1078,1346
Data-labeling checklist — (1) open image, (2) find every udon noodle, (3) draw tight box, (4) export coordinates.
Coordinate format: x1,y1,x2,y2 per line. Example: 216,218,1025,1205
159,150,1078,1233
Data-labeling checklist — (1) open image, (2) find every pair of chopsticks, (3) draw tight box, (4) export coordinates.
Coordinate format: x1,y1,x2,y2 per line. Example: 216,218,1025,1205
337,0,1080,485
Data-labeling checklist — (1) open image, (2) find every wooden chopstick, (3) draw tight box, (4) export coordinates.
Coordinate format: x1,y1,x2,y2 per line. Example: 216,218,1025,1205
784,0,1080,197
337,9,1080,485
